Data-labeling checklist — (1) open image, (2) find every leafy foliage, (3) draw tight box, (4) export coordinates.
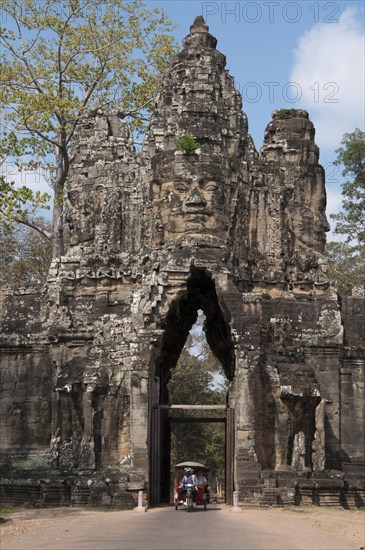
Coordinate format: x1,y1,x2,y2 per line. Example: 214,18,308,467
0,0,178,256
168,348,225,406
330,129,365,244
0,133,51,239
274,108,292,118
326,241,365,296
0,216,52,285
327,129,365,295
175,135,202,155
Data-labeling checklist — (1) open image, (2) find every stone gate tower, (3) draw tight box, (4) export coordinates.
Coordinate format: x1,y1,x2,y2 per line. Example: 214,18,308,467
1,17,364,508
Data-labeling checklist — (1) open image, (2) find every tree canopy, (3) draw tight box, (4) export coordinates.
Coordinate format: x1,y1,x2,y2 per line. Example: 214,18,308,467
326,241,365,296
327,129,365,295
331,129,365,245
0,0,177,257
0,215,52,285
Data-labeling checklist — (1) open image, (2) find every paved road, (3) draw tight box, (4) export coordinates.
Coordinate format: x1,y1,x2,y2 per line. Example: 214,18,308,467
1,504,355,550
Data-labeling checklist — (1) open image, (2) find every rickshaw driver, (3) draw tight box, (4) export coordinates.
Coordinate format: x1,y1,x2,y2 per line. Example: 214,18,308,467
178,468,198,502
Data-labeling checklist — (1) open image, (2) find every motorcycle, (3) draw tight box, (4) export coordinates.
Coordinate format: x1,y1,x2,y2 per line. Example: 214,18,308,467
184,483,195,512
174,461,210,512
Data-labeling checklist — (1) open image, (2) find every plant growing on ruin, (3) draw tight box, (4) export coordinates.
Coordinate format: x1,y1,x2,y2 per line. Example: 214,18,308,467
175,135,202,155
275,109,292,119
0,0,178,258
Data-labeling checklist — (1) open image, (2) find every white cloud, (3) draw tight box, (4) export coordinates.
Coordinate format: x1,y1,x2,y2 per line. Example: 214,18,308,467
290,7,365,150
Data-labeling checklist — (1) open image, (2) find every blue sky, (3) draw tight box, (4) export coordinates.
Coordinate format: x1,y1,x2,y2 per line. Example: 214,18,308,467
151,0,365,228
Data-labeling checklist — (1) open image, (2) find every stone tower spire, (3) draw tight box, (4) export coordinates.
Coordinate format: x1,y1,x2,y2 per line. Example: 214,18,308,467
182,15,217,49
148,15,253,154
147,16,255,248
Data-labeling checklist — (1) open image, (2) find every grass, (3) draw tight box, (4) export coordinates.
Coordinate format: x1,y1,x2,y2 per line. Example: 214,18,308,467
0,506,26,515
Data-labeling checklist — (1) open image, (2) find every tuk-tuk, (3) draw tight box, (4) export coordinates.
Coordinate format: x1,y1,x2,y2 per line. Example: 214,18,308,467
174,461,210,511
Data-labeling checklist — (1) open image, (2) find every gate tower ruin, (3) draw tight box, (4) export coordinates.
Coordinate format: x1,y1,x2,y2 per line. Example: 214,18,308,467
1,16,364,508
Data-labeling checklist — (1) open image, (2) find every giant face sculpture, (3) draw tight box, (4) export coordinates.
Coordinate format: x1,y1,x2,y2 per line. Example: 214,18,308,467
292,168,330,254
151,155,230,246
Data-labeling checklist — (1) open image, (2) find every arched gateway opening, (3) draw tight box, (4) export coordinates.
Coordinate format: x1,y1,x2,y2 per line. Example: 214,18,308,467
149,268,235,505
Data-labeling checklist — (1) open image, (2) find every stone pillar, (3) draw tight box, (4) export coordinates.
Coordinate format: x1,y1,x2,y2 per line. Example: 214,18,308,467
230,490,242,512
134,490,147,513
312,398,326,471
129,366,149,488
234,350,260,498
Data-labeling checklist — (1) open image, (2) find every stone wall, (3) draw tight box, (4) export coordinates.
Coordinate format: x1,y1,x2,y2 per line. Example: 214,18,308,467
0,16,364,508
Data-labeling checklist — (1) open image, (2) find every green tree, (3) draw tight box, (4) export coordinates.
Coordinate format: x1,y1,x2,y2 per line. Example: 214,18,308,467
327,129,365,295
0,135,52,242
0,0,177,257
326,241,365,296
168,345,224,407
0,216,52,285
331,129,365,244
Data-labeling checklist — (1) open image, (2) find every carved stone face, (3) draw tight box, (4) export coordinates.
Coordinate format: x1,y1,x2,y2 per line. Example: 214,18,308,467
293,195,330,253
152,159,229,246
314,208,330,252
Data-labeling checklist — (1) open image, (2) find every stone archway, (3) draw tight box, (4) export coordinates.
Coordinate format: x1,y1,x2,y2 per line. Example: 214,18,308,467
158,268,234,396
149,268,236,505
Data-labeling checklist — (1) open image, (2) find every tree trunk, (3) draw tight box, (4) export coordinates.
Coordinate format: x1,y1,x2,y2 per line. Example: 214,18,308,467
52,180,64,258
52,146,66,258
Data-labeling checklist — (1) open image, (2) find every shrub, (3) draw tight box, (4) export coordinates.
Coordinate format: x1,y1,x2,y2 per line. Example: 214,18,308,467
175,135,201,155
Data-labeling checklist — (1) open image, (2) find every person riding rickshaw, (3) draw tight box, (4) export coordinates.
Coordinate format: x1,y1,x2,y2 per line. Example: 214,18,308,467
174,461,210,511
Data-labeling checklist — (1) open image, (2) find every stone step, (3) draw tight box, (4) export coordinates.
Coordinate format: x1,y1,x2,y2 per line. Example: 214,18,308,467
260,489,284,507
